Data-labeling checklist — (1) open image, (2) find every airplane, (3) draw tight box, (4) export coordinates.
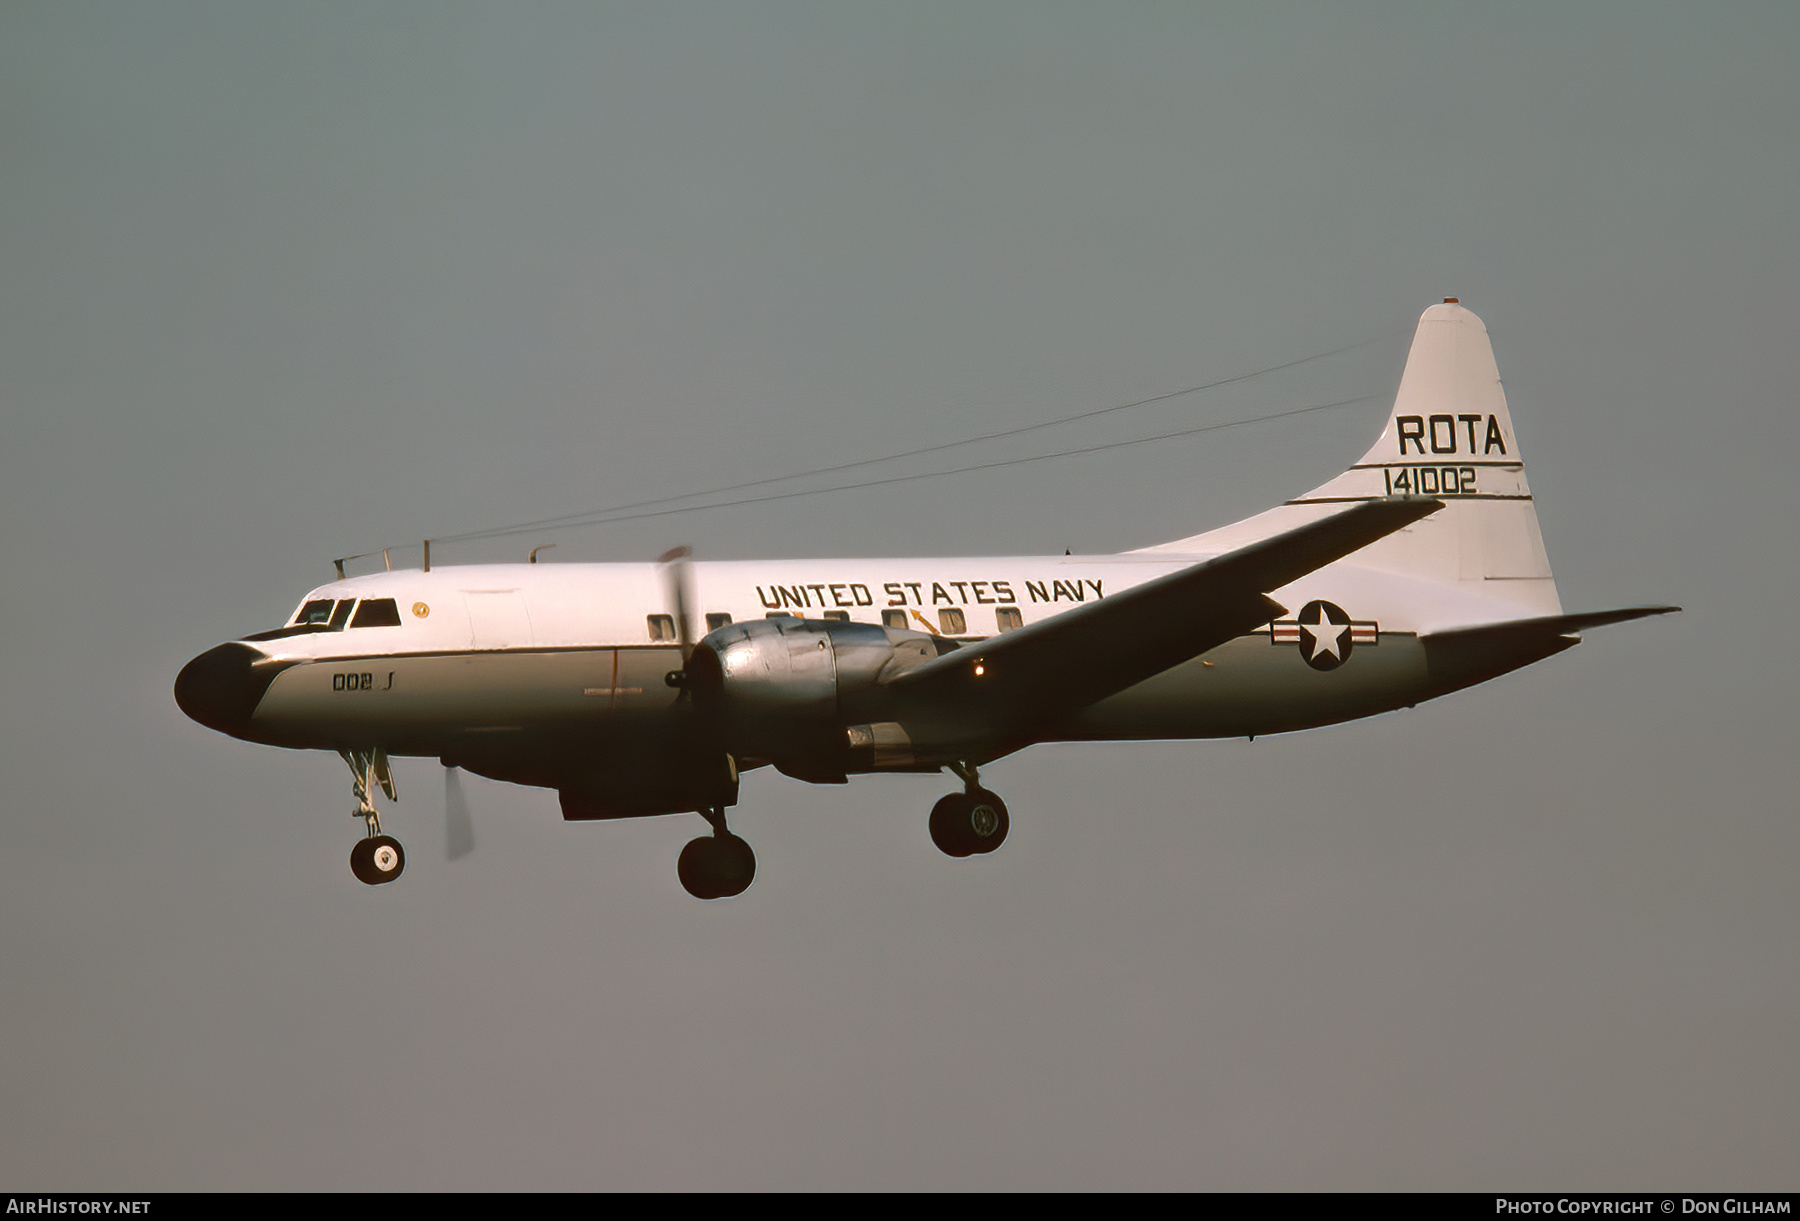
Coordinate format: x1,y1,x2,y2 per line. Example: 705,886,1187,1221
174,300,1676,899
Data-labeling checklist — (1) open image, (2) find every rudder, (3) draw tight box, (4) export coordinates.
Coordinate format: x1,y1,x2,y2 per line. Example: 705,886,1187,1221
1143,300,1562,621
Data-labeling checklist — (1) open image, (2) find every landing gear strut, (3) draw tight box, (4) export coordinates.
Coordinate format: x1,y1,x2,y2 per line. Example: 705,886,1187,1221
929,761,1010,858
341,747,406,886
678,806,756,900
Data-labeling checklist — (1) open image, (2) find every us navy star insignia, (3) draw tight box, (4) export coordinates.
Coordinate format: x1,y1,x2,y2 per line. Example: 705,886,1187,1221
1270,604,1379,667
1262,599,1359,672
1297,600,1352,670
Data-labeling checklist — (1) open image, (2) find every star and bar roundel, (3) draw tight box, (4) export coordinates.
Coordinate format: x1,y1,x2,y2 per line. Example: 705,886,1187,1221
1269,600,1379,671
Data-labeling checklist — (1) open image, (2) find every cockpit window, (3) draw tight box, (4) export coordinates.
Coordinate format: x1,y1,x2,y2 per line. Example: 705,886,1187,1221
350,598,402,628
246,597,378,642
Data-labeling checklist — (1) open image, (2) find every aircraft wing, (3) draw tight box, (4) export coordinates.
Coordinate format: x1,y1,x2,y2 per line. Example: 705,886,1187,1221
887,498,1444,745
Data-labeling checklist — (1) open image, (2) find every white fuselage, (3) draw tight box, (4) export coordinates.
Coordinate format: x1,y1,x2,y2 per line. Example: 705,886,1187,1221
225,548,1532,762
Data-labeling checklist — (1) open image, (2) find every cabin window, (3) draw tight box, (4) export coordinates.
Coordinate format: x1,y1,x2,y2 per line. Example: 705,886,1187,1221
996,607,1023,632
765,611,795,619
881,609,909,630
295,599,335,626
351,598,402,628
705,612,733,631
329,599,357,629
823,610,849,622
938,608,967,635
647,614,677,642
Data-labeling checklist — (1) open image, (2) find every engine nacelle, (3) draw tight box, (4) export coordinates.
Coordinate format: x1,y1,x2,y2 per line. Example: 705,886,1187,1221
686,617,949,780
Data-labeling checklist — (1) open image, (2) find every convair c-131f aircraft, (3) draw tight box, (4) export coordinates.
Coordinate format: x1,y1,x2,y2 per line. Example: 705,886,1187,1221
175,301,1675,898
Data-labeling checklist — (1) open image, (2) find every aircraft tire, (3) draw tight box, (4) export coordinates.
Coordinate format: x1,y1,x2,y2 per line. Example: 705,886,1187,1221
929,793,976,857
711,834,755,898
677,837,721,899
351,835,406,886
931,790,1010,858
678,834,756,900
964,790,1010,855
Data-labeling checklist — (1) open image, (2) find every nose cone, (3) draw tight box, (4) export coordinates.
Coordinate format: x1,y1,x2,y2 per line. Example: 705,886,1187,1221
175,643,286,738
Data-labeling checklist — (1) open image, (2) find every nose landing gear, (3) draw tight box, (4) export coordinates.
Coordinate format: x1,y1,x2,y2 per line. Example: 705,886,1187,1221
342,747,407,886
929,762,1010,858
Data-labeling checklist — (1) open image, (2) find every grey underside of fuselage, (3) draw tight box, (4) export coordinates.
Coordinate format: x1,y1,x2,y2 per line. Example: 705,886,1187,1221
245,631,1446,761
1049,632,1432,740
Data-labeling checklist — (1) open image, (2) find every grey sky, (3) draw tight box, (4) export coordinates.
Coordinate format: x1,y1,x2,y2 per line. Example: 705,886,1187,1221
2,2,1794,1189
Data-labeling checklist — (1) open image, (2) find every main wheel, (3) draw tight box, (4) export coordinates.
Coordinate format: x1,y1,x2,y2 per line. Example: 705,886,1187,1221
678,834,757,900
677,837,720,899
929,790,1010,857
964,790,1009,854
351,834,406,885
930,793,975,857
710,834,756,897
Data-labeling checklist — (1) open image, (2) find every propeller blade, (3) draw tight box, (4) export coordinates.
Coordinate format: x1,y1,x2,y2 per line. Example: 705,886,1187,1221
658,545,696,664
445,766,475,861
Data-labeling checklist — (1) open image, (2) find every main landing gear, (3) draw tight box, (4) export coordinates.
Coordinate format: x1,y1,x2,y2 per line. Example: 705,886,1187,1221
341,747,406,886
678,806,756,900
929,761,1010,858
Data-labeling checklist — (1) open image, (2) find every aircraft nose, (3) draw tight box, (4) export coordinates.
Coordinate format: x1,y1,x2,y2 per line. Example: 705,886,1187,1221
174,642,284,737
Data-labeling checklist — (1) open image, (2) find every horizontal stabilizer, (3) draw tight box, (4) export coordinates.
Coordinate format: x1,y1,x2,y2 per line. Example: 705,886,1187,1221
1423,605,1681,643
890,498,1444,747
1419,605,1679,697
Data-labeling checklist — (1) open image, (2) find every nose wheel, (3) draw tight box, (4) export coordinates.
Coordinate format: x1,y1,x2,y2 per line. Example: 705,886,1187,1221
351,835,407,885
341,747,407,886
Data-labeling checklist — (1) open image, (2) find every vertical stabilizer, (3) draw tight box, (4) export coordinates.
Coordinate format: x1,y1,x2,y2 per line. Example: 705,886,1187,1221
1141,301,1561,621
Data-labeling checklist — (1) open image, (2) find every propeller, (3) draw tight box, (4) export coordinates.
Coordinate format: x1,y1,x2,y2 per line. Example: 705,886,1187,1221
445,765,475,861
658,545,697,667
655,546,734,813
